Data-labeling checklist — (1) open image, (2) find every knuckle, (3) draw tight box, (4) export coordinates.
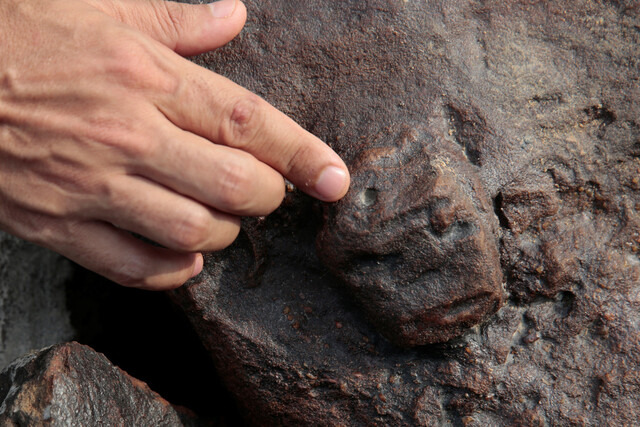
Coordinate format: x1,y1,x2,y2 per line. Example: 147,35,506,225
84,107,161,160
103,32,180,95
222,95,265,148
113,258,148,288
284,141,313,177
120,137,157,159
95,175,123,208
216,160,254,210
169,209,211,251
104,39,149,83
20,214,61,247
154,2,186,43
155,65,182,97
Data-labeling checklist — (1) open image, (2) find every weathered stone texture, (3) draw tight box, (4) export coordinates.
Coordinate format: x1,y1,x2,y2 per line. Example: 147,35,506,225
317,126,503,346
0,231,74,370
0,342,201,426
172,0,640,425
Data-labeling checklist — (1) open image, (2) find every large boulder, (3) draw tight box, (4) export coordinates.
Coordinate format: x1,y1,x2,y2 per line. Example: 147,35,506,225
172,0,640,424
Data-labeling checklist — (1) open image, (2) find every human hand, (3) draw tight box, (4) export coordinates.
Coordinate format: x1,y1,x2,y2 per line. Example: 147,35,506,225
0,0,349,289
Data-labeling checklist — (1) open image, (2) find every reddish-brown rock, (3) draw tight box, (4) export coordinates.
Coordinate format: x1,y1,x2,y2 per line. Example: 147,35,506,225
0,342,202,426
172,0,640,424
317,125,503,346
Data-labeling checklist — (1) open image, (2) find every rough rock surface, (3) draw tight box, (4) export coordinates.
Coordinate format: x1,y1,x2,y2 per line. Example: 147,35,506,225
173,0,640,425
0,342,201,425
0,231,74,370
317,125,503,346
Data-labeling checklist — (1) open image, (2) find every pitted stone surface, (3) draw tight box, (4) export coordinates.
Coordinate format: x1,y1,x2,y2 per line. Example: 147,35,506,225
317,125,502,346
0,342,201,426
0,231,74,370
172,0,640,424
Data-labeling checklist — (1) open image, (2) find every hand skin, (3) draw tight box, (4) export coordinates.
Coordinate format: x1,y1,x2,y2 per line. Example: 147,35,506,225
0,0,350,290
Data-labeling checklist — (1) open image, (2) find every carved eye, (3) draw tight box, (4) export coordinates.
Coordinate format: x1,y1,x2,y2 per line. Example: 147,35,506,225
359,188,378,207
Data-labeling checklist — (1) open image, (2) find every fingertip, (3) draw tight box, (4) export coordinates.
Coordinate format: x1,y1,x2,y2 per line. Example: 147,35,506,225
209,0,245,20
60,222,210,291
314,165,351,202
136,251,202,291
190,252,204,278
171,0,248,56
200,0,246,49
151,252,203,290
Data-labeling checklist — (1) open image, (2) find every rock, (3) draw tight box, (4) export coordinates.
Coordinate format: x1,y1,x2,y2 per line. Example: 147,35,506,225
172,0,640,424
0,231,75,370
316,125,503,346
0,342,202,426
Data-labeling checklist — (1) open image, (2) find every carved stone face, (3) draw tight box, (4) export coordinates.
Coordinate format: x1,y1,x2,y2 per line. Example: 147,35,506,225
316,126,503,346
172,0,640,423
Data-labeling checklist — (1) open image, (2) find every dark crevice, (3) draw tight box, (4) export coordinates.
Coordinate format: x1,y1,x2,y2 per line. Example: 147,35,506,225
65,266,246,425
583,104,617,138
584,105,616,126
554,291,576,318
531,92,564,104
444,292,493,319
493,192,510,230
446,104,485,166
438,220,474,241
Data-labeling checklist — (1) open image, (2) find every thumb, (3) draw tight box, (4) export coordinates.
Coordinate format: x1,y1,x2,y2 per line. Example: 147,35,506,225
94,0,247,56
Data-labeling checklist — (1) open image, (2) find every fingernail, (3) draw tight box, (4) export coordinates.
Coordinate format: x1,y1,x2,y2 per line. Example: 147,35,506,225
190,254,204,278
209,0,238,18
315,166,349,201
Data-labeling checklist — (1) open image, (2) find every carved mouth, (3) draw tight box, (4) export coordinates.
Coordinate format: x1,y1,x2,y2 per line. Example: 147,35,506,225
385,290,501,347
344,265,502,346
435,292,498,326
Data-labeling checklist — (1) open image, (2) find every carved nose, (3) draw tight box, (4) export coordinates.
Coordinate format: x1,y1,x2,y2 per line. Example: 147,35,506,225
429,292,500,327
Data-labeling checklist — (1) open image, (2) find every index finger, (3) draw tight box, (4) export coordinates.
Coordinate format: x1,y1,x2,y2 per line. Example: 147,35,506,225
156,58,350,202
